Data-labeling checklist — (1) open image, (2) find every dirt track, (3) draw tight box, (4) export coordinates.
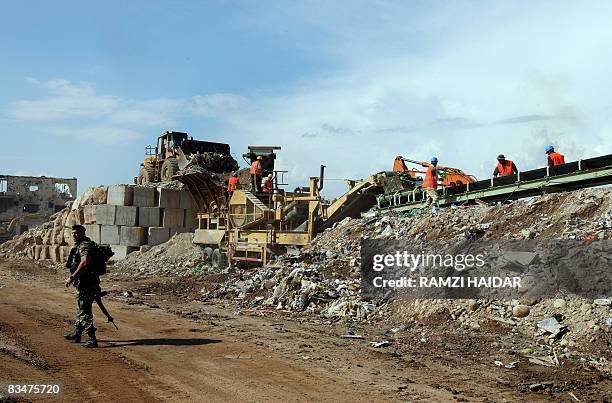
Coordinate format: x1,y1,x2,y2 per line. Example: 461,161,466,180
0,259,610,402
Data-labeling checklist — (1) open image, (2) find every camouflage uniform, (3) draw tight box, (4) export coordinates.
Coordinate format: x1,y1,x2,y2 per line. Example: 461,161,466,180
66,237,101,343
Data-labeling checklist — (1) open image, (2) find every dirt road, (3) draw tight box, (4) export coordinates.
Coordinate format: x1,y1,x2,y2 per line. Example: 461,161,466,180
1,260,610,402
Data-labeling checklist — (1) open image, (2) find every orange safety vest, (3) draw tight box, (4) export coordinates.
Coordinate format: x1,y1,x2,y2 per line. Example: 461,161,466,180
548,152,565,166
263,178,273,192
393,156,407,173
496,160,514,176
227,177,239,191
422,165,438,189
250,160,263,175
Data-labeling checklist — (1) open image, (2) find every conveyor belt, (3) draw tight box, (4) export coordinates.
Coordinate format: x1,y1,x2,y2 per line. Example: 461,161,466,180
376,153,612,211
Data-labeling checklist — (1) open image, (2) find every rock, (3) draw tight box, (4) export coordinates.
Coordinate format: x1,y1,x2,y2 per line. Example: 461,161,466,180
520,298,539,306
593,298,611,306
512,305,530,318
380,225,393,237
521,229,534,239
553,298,566,309
467,300,480,311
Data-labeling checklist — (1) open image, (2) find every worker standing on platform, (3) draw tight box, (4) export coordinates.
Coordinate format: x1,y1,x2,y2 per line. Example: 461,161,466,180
422,157,440,206
227,172,239,194
262,174,274,193
545,145,565,167
493,154,518,177
250,156,263,192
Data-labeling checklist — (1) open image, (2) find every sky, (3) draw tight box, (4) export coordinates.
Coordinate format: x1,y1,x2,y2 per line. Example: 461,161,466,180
1,0,611,197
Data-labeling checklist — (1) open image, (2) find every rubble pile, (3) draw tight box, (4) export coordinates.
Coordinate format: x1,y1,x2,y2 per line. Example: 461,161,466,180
110,233,207,277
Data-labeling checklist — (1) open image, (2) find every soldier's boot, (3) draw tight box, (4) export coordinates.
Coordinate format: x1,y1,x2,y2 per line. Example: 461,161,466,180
82,330,98,348
64,328,82,343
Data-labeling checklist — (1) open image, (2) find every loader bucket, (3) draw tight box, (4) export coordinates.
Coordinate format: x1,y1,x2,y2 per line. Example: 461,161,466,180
181,139,231,156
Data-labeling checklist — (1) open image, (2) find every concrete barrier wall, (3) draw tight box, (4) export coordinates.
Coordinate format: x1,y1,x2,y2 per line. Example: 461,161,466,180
30,184,197,262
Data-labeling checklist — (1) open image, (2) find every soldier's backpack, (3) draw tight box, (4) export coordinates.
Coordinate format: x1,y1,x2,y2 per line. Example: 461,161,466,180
92,243,114,275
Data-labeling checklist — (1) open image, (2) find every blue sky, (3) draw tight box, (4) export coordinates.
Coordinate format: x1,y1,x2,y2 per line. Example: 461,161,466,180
1,1,611,196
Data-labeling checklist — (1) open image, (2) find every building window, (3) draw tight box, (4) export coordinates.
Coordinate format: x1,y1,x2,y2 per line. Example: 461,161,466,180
23,204,40,213
0,180,7,192
28,185,39,192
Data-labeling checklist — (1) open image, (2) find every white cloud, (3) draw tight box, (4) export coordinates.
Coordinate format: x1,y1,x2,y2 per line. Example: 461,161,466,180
11,78,245,144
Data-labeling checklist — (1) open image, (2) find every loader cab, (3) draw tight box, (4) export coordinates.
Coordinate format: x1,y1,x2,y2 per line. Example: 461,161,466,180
158,131,189,158
243,146,281,173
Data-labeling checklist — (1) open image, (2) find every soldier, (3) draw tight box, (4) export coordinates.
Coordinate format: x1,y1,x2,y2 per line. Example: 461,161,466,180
64,224,101,348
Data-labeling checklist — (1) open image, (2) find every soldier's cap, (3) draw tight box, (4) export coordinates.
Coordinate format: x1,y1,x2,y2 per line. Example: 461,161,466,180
72,224,86,233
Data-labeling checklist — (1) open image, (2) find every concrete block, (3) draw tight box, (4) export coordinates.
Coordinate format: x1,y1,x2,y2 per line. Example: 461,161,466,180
157,188,181,208
184,209,197,231
40,245,50,260
59,246,71,263
120,226,147,247
100,225,121,245
133,186,156,207
52,224,65,245
110,245,138,260
84,205,97,224
115,206,138,226
76,208,85,225
179,190,196,210
95,205,116,225
138,207,162,228
163,208,185,228
107,185,134,206
147,227,170,246
34,245,42,260
84,224,101,244
49,245,60,262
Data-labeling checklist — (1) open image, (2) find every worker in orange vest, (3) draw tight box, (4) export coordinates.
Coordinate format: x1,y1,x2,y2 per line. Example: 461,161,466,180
250,156,263,192
493,154,518,177
227,172,239,193
422,156,440,206
545,145,565,166
262,174,274,193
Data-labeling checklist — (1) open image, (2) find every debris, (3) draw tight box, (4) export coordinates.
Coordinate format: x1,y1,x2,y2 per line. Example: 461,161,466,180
593,298,611,306
340,334,365,339
494,360,518,369
537,317,566,338
568,391,581,402
369,341,391,348
123,291,133,298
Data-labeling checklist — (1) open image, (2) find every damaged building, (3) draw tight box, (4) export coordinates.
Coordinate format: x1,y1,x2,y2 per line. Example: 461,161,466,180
0,175,77,243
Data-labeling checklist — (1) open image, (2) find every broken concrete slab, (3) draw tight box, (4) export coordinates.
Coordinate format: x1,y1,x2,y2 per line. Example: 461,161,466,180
107,185,134,206
48,245,60,262
115,206,138,226
120,226,147,247
162,208,185,228
84,224,101,244
100,225,121,245
147,227,170,246
95,205,116,226
157,188,181,209
138,207,162,228
110,245,138,259
133,186,155,207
